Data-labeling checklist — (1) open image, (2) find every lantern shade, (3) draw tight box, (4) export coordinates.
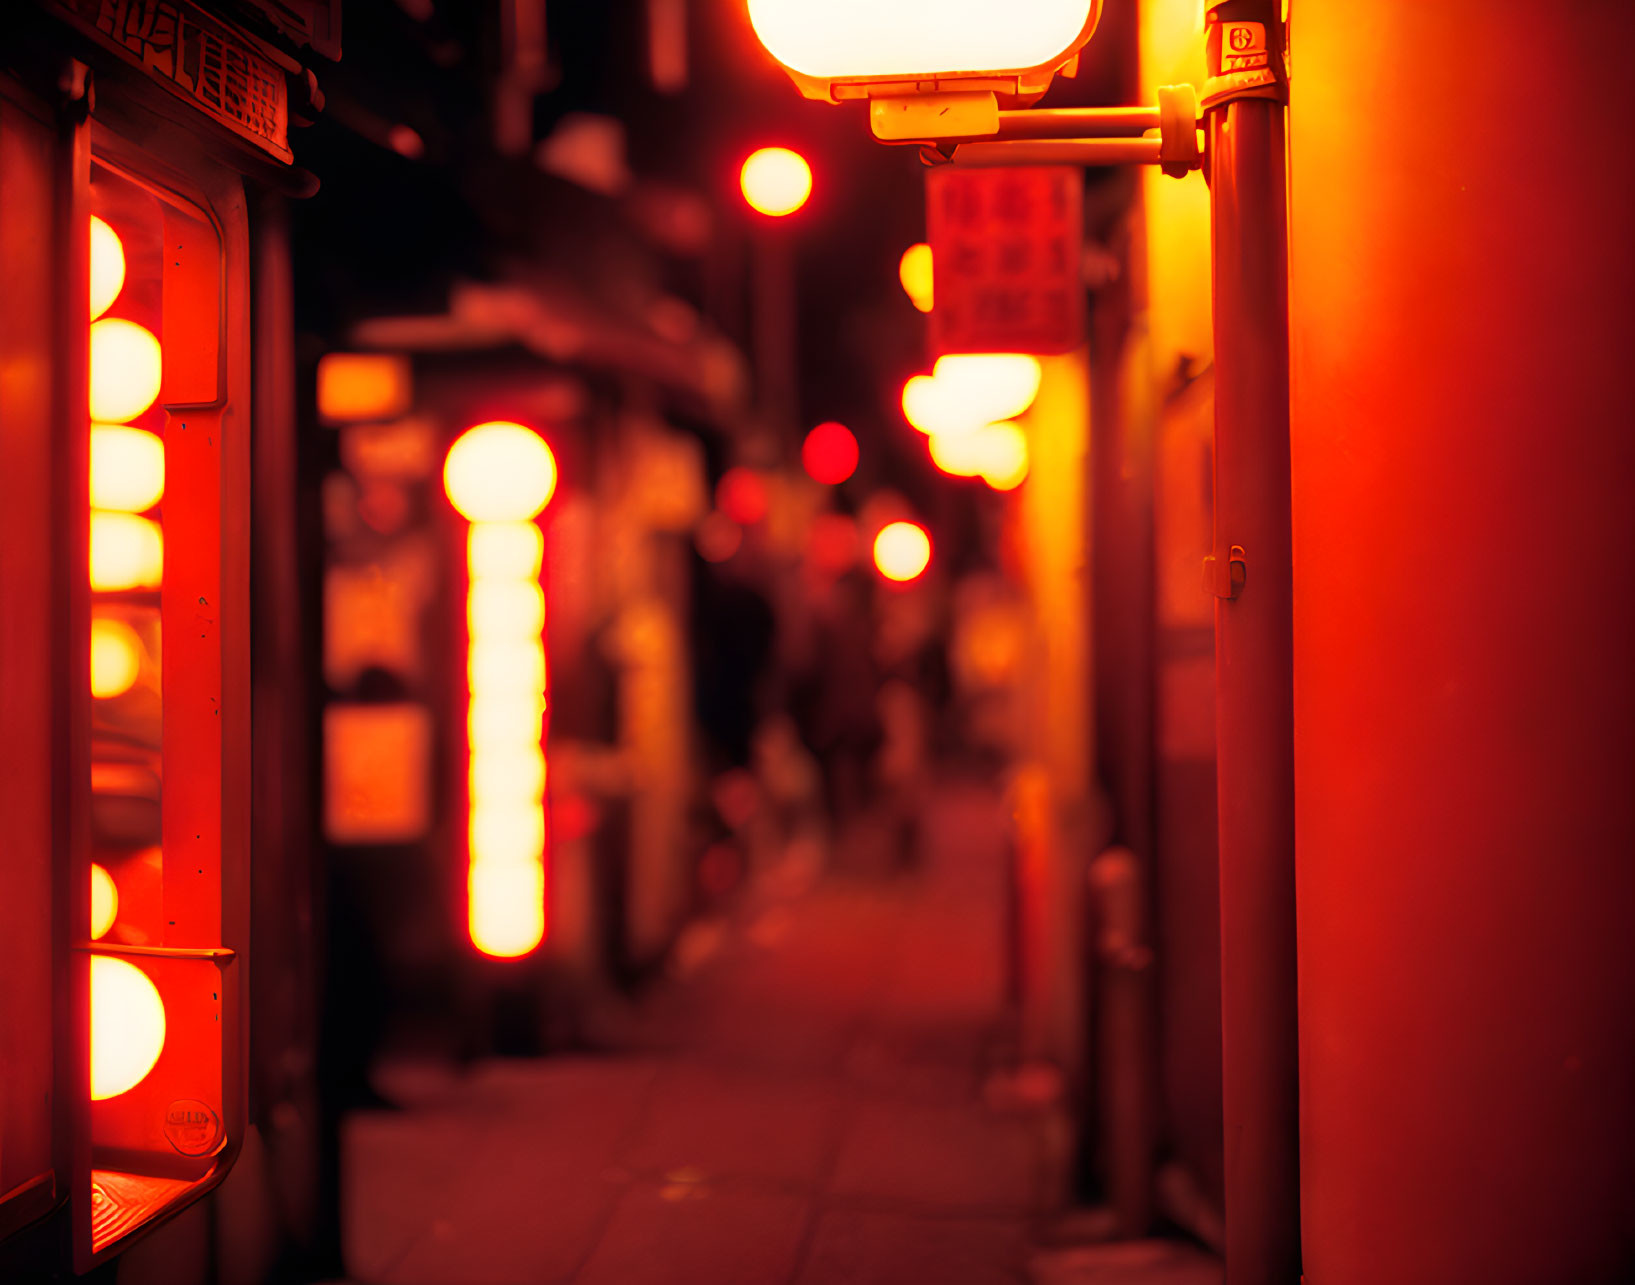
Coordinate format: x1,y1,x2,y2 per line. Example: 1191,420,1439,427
747,0,1101,99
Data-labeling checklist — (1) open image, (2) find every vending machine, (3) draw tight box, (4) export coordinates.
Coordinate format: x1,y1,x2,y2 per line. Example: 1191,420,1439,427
0,1,334,1272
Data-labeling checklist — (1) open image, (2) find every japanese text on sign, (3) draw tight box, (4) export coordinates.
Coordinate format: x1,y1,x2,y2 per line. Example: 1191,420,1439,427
927,166,1084,357
54,0,292,163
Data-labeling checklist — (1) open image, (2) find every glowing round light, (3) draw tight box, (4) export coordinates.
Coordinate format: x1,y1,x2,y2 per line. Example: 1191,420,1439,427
694,512,742,563
468,861,545,959
873,520,932,583
931,353,1042,422
90,617,143,697
468,580,545,639
802,421,859,485
716,467,769,525
929,428,988,478
901,374,978,437
747,0,1097,83
739,147,812,218
808,512,858,573
91,424,165,512
89,512,163,591
89,319,162,424
899,243,933,313
91,864,119,940
90,954,166,1100
443,422,557,522
980,421,1030,491
89,217,126,320
468,521,544,580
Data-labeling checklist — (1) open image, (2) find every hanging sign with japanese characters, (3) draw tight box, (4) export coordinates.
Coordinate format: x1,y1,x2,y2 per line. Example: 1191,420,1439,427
927,165,1084,357
48,0,294,164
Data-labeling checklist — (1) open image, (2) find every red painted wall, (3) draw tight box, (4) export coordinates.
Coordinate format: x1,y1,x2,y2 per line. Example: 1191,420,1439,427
1289,4,1635,1281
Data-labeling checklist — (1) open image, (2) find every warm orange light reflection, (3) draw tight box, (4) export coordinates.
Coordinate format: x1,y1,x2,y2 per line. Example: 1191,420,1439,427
90,954,166,1100
873,520,932,583
747,0,1097,82
899,243,933,313
739,147,812,217
89,512,163,591
90,864,118,940
469,521,545,581
444,422,557,522
91,424,165,512
89,217,126,320
468,861,546,959
90,617,143,697
89,318,162,424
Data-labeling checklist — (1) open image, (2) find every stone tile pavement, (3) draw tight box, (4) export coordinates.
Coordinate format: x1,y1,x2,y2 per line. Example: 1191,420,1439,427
341,783,1219,1285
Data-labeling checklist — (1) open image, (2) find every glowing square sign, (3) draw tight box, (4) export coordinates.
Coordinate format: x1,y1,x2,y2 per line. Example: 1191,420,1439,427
927,166,1085,356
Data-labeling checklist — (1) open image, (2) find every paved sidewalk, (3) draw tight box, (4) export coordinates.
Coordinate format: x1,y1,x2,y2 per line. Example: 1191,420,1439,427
342,783,1195,1284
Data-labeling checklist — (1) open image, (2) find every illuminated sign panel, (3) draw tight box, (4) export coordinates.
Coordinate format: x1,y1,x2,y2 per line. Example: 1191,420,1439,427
927,166,1085,356
747,0,1101,98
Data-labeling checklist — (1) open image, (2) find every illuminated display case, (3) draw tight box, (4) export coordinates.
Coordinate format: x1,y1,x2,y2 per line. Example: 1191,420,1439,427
0,0,310,1271
79,145,251,1264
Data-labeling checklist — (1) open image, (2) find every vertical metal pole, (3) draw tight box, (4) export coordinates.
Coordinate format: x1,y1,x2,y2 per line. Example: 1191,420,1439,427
1205,3,1300,1281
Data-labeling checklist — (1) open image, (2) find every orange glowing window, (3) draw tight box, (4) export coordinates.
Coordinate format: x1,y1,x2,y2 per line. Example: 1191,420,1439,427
90,424,165,512
89,318,162,424
89,512,163,591
740,147,812,217
899,243,933,313
873,519,932,583
316,352,413,424
89,955,167,1101
747,0,1099,84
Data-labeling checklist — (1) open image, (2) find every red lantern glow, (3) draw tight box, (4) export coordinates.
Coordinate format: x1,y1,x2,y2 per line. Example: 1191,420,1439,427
716,467,768,526
802,421,859,485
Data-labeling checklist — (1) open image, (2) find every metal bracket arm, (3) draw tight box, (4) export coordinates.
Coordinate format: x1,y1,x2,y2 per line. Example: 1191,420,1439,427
872,85,1202,177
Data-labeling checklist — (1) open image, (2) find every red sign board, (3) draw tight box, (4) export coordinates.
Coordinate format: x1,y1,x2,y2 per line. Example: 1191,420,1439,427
927,165,1084,356
49,0,294,164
